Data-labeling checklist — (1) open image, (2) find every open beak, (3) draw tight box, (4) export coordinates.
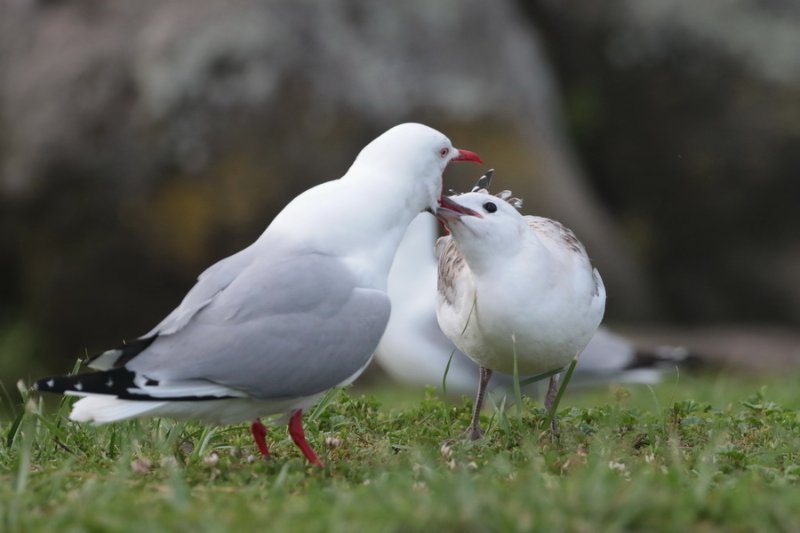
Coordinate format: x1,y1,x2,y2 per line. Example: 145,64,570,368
450,149,483,164
436,195,482,222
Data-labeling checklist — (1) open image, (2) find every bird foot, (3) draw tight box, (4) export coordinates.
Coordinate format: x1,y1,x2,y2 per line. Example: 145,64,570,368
463,425,484,441
288,410,324,468
549,417,560,438
250,419,271,458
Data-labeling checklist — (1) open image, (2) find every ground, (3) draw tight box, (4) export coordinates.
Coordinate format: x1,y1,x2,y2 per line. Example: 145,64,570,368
2,373,799,532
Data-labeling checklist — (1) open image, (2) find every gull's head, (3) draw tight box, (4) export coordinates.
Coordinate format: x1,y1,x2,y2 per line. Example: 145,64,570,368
436,191,528,267
353,123,482,213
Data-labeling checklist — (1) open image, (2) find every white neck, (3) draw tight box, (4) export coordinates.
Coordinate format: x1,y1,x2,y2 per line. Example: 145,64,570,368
257,169,429,290
454,225,532,278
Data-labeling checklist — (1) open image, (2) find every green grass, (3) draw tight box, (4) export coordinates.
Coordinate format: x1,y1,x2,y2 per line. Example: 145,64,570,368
2,374,800,532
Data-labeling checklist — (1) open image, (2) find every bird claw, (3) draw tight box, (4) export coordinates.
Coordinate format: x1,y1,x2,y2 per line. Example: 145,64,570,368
463,425,484,441
549,417,560,438
288,410,324,468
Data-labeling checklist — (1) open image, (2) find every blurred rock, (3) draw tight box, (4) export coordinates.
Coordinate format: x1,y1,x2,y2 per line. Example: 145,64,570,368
0,0,653,370
527,0,800,326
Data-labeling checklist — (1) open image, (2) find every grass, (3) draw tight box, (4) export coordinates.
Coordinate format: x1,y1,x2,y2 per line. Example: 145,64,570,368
2,373,800,532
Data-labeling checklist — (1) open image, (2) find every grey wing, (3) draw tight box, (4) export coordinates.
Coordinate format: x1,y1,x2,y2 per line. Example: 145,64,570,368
88,245,257,370
574,327,635,373
127,253,391,399
145,245,256,337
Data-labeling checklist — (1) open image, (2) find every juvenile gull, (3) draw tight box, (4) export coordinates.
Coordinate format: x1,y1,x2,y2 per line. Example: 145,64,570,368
375,212,690,395
36,123,482,466
435,187,605,439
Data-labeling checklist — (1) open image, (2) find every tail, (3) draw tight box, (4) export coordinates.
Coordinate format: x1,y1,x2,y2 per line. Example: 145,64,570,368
567,336,707,389
34,368,163,423
625,344,705,371
36,363,245,424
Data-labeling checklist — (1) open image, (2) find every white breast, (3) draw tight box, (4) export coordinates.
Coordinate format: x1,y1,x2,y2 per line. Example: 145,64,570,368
436,219,606,376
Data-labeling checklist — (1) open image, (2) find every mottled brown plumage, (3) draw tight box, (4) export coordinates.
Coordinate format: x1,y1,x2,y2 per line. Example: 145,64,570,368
435,237,464,306
527,218,585,255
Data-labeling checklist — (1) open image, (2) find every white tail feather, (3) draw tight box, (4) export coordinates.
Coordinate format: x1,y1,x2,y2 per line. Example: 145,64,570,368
69,395,167,424
130,381,248,399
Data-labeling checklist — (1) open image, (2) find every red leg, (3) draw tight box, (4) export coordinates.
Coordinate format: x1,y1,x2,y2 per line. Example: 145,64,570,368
288,410,323,467
250,419,270,458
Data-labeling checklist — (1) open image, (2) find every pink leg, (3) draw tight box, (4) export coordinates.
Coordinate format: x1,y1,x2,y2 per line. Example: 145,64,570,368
250,419,270,458
288,410,323,467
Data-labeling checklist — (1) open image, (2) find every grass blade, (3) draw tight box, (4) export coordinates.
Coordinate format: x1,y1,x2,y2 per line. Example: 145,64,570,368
6,409,25,448
14,401,38,494
307,387,341,423
518,366,566,387
441,348,456,395
511,335,523,415
544,354,579,430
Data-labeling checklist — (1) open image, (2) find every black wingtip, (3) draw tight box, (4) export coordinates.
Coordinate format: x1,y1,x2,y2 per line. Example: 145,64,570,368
35,375,76,394
87,335,158,369
35,368,138,396
35,369,239,402
36,374,82,395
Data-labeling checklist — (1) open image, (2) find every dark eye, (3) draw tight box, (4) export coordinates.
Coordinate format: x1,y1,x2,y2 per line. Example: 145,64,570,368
483,202,497,213
439,147,449,158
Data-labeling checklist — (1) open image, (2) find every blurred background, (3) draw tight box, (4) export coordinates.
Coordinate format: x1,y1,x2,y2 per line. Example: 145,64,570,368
1,0,799,396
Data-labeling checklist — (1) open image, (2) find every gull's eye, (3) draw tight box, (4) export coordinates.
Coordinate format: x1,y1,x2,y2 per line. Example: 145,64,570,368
483,202,497,213
439,147,449,158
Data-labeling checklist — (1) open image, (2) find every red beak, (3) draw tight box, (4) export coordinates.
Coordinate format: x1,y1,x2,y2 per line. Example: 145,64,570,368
451,149,483,164
437,195,482,219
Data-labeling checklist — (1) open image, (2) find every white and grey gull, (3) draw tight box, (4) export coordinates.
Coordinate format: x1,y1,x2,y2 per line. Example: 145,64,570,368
36,123,482,466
